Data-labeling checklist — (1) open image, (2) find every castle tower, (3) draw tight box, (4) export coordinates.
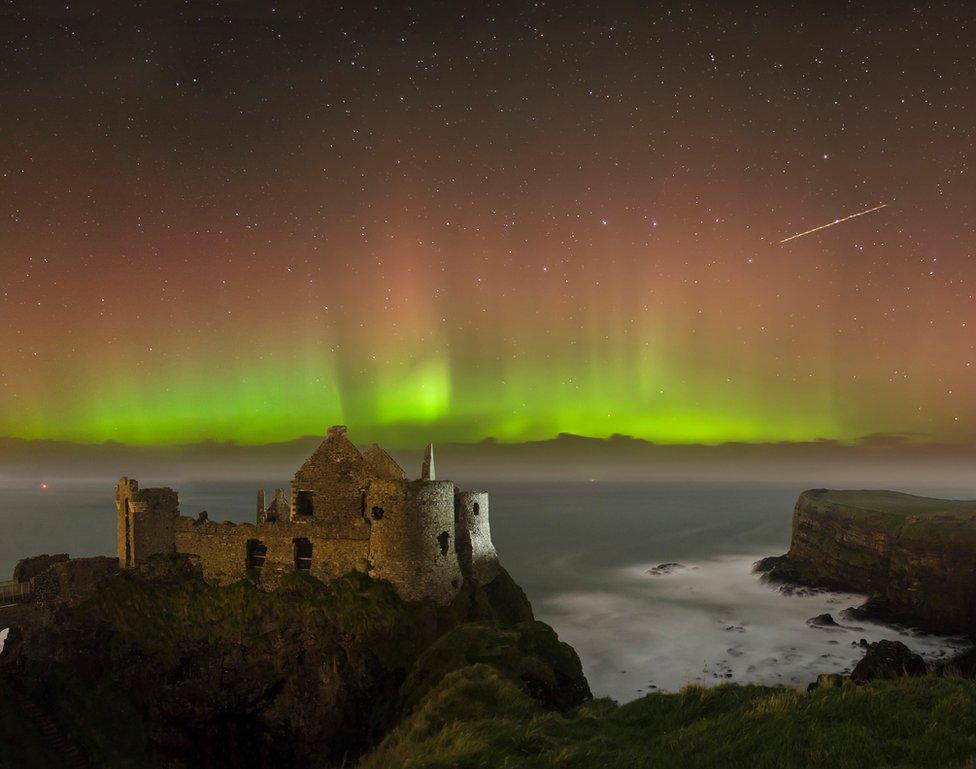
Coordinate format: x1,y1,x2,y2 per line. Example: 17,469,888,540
455,490,500,585
365,477,462,605
422,443,435,481
115,477,179,569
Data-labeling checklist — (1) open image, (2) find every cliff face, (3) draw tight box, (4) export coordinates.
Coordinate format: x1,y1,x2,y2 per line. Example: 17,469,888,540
765,489,976,635
0,555,589,769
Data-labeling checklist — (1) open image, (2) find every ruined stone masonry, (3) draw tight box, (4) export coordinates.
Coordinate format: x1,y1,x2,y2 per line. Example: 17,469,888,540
114,426,500,604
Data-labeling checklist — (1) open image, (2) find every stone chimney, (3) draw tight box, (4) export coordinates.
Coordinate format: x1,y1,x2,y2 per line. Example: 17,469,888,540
256,489,266,523
263,488,287,522
327,425,348,439
422,443,435,481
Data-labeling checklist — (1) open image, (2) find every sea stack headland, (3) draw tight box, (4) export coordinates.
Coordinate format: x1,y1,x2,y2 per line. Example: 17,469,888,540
759,489,976,635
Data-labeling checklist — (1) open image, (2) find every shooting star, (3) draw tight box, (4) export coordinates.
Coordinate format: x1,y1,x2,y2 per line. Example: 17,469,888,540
779,203,888,244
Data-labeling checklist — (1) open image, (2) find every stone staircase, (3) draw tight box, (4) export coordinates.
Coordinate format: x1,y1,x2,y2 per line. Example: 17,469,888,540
7,684,90,769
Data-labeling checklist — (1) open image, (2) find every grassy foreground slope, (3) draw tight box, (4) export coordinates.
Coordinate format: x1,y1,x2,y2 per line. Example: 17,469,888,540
364,665,976,769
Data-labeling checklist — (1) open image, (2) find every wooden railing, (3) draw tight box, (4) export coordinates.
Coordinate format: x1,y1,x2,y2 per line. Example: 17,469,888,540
0,580,30,604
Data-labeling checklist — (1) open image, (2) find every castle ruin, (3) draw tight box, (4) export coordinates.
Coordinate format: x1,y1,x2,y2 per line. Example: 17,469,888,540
115,426,499,604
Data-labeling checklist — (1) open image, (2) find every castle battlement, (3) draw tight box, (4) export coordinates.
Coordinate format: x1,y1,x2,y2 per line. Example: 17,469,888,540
115,426,499,604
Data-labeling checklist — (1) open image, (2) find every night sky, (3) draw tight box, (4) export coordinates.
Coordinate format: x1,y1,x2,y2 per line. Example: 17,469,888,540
1,3,973,447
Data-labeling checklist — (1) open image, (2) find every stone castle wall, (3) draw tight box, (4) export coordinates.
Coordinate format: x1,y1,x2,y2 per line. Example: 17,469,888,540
455,490,499,584
174,518,369,587
366,479,462,604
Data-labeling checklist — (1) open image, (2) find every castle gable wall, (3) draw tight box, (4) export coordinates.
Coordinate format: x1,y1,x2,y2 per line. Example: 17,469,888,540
291,426,372,537
362,444,406,480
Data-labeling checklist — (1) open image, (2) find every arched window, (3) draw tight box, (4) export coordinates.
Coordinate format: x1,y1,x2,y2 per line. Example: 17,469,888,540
473,502,480,516
294,538,312,571
437,531,450,557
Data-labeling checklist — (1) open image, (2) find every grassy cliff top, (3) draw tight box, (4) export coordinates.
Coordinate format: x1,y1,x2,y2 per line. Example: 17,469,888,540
805,489,976,518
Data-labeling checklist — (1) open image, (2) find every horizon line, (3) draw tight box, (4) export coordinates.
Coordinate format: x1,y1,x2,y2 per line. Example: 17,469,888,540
0,431,970,452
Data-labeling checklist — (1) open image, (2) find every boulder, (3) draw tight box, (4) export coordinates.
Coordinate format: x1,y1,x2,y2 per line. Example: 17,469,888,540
841,596,892,624
647,563,684,576
807,613,839,628
850,640,927,683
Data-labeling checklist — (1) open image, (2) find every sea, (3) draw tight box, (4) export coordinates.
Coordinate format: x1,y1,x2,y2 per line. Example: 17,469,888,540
1,479,972,702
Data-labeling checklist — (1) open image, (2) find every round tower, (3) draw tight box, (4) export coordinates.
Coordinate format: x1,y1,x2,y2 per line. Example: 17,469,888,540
454,490,499,585
365,479,462,605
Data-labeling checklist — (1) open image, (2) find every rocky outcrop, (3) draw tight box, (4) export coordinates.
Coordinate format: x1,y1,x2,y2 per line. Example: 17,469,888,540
761,489,976,635
0,554,588,769
12,554,69,583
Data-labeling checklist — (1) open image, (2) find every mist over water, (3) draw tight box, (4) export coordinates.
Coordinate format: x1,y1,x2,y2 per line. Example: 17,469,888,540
545,555,967,700
1,478,972,700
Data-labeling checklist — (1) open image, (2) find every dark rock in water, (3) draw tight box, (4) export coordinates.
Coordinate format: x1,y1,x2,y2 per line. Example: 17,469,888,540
753,555,787,574
807,613,839,628
723,625,746,633
647,562,684,576
807,613,863,632
850,640,927,683
807,673,844,692
841,596,892,624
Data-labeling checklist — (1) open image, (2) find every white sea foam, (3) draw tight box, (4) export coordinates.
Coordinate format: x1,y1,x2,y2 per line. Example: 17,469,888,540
0,627,8,655
540,554,970,702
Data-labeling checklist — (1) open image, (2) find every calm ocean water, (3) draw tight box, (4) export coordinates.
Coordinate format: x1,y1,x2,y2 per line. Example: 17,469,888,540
1,479,971,700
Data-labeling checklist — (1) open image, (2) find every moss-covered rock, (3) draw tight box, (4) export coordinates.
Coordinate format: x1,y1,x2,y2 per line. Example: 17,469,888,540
398,620,591,714
0,557,577,769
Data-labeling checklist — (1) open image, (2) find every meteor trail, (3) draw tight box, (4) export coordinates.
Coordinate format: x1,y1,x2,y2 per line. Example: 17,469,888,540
779,203,888,244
